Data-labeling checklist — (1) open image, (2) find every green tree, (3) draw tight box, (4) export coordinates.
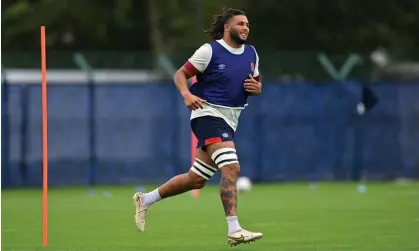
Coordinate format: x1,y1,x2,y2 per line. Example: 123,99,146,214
2,0,150,50
2,0,419,59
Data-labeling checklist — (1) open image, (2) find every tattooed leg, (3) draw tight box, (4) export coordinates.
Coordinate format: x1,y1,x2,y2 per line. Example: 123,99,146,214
207,143,263,244
219,166,239,216
207,144,241,216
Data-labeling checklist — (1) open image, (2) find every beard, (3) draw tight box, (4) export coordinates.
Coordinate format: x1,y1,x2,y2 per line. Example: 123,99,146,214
230,29,246,45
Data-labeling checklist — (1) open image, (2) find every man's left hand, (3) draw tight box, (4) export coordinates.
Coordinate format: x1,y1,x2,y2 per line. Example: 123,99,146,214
244,74,262,95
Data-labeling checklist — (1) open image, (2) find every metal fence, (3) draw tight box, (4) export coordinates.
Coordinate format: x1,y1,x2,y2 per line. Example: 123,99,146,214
2,79,418,188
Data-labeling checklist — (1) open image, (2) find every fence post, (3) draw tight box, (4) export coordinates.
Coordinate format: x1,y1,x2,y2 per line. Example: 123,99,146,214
19,84,29,185
158,53,182,178
317,53,369,181
73,53,97,187
1,65,11,188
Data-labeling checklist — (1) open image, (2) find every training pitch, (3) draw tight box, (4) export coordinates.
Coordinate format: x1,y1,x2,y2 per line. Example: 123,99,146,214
2,182,418,251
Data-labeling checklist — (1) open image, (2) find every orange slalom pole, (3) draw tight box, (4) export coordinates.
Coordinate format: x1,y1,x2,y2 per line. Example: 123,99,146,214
40,26,49,246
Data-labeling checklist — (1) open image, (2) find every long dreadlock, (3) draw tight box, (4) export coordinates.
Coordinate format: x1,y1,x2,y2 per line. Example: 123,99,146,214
204,8,246,40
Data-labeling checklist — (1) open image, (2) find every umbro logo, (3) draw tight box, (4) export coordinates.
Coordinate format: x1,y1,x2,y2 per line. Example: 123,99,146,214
218,64,226,70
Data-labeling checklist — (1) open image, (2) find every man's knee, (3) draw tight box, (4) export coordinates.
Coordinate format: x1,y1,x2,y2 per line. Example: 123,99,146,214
187,170,207,189
188,157,218,189
220,162,240,177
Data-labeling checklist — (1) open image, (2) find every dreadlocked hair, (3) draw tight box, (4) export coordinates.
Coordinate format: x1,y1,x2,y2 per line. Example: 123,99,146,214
204,8,246,40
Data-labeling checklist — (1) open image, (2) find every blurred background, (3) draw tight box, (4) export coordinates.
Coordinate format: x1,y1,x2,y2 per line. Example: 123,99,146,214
2,1,419,250
2,0,419,188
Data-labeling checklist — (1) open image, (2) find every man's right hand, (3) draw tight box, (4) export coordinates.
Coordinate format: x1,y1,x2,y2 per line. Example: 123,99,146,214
182,92,206,111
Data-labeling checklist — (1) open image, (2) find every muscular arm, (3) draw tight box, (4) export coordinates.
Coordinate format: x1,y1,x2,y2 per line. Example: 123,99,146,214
173,43,211,97
173,67,195,97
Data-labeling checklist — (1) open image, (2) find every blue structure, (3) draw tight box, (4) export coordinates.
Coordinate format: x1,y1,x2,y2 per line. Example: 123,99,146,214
2,81,419,188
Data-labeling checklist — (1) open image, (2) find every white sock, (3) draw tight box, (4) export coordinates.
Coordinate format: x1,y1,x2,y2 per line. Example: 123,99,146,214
227,216,241,234
142,188,162,207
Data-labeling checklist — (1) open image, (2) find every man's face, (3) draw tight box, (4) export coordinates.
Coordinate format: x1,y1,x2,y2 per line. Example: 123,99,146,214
226,15,249,44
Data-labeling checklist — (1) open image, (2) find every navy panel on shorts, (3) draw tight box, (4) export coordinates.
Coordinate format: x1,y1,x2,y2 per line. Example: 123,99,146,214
190,116,235,150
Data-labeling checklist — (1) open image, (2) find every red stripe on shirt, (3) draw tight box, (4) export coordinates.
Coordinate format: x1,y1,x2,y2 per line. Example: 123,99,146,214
183,61,199,75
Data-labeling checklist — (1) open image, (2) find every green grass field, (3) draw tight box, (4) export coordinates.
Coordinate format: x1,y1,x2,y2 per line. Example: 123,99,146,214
2,182,419,251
